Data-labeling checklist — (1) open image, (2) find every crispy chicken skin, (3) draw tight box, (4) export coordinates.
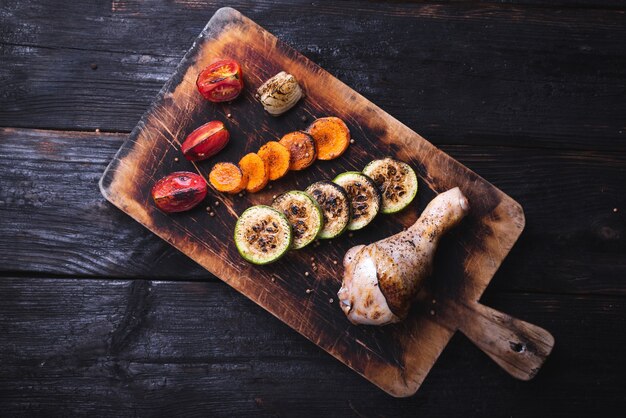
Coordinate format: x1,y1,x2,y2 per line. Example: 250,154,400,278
338,188,469,325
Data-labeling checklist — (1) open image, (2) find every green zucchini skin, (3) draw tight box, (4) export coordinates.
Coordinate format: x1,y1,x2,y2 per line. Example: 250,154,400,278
272,191,323,249
305,181,352,239
234,205,293,265
363,158,418,214
333,172,381,231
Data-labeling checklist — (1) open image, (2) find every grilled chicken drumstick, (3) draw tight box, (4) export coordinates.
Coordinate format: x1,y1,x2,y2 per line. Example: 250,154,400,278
338,187,469,325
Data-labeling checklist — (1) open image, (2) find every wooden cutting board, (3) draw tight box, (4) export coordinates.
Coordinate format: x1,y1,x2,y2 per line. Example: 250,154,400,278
100,7,553,397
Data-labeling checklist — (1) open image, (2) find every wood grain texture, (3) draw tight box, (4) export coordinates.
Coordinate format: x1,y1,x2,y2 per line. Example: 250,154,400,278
0,277,623,417
1,0,625,413
98,8,545,396
2,127,623,295
435,299,554,380
1,1,626,152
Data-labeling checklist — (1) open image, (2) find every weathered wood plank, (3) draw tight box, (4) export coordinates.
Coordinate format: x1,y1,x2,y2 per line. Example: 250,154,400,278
1,1,625,151
0,0,623,412
0,277,623,416
0,128,203,279
98,7,532,395
1,127,623,296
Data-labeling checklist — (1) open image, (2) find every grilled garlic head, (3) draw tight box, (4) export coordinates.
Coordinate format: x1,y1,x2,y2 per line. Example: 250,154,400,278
257,71,303,116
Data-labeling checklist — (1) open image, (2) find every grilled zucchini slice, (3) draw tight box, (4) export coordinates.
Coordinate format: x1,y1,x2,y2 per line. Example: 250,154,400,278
272,191,323,249
363,157,418,214
333,172,381,231
234,205,292,264
305,181,351,239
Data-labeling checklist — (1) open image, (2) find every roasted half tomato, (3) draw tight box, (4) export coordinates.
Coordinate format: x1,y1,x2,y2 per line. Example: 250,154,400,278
181,120,230,161
196,59,244,102
151,171,207,213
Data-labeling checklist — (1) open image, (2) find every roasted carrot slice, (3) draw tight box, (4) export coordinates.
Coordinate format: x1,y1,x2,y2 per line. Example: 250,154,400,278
279,131,317,171
238,153,269,193
257,141,291,180
307,117,350,160
209,162,248,194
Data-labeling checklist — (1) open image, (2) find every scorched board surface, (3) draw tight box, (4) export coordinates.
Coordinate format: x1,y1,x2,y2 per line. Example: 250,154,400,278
100,7,525,397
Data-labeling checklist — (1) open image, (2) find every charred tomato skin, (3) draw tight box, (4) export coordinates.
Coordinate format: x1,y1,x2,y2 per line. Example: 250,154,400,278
151,171,207,213
196,59,244,102
181,120,230,161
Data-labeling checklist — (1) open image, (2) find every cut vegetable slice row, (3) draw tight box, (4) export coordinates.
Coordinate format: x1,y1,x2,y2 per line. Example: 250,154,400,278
233,157,419,263
272,191,323,249
234,205,293,265
208,117,352,194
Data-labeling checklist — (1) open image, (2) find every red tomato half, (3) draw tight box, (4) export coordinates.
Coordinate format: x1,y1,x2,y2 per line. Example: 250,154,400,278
151,171,207,213
196,59,244,102
181,120,230,161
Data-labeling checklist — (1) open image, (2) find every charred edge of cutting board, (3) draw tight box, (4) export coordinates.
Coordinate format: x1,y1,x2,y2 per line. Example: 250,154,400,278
99,7,239,202
98,6,527,398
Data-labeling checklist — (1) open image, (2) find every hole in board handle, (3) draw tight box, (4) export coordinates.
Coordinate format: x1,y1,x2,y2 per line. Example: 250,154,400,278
510,341,526,353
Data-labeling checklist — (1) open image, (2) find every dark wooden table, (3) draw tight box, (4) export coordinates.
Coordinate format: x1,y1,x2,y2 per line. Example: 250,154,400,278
1,1,625,416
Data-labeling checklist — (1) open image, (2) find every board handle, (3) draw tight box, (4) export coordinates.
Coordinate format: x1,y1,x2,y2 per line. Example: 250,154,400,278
437,299,554,380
